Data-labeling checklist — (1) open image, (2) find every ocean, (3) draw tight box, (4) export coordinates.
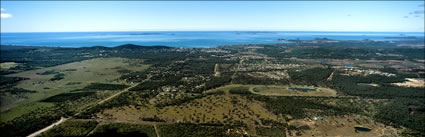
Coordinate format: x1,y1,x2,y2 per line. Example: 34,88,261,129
1,31,424,48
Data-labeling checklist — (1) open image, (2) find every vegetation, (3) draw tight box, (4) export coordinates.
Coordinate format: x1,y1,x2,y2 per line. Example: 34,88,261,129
49,73,65,81
1,88,36,95
0,108,62,137
89,123,156,137
0,89,113,137
83,83,129,91
331,74,424,98
288,67,333,86
158,124,239,137
204,76,232,90
129,81,166,91
374,98,425,132
41,120,98,137
232,73,290,85
41,92,96,102
256,127,286,137
1,40,424,136
250,96,363,119
37,70,59,75
76,91,154,119
228,87,252,95
0,76,28,89
140,115,165,122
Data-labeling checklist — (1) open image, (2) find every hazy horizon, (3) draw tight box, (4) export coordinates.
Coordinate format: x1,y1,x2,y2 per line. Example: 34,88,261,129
1,30,425,33
1,1,424,33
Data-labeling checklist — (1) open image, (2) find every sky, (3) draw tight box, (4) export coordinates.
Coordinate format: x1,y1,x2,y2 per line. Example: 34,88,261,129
1,1,424,32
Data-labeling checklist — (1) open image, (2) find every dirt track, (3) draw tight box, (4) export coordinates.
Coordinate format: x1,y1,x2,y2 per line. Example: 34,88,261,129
27,84,138,137
27,117,69,137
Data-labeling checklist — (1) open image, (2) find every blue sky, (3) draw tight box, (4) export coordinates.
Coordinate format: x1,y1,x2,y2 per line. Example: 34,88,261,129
1,1,424,32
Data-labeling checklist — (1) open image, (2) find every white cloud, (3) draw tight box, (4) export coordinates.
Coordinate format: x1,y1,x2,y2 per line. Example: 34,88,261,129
1,13,12,18
1,8,12,18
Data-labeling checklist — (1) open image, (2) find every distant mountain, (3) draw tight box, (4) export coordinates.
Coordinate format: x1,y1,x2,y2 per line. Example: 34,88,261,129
84,46,109,50
113,44,173,50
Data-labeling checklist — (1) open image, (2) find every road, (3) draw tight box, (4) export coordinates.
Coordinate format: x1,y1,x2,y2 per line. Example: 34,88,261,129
154,124,161,137
327,70,336,81
27,117,69,137
97,84,138,104
27,84,137,137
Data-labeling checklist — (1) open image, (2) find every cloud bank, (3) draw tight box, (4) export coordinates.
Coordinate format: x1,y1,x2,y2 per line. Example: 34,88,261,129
1,13,12,18
1,8,12,18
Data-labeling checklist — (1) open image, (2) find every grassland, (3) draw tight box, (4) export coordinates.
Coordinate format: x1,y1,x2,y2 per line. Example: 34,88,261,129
287,115,400,137
3,58,148,110
0,102,54,122
0,62,20,70
1,58,149,122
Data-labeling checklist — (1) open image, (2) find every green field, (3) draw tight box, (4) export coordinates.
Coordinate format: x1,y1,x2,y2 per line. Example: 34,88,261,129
0,62,20,70
0,102,55,122
0,58,149,122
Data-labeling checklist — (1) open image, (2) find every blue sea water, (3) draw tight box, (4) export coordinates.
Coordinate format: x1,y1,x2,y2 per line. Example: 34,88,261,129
1,31,424,48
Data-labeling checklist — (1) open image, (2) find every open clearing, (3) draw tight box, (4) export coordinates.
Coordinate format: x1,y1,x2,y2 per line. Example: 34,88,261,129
357,83,380,87
252,85,337,97
392,78,425,88
287,115,401,137
1,58,149,120
206,84,337,97
0,62,20,70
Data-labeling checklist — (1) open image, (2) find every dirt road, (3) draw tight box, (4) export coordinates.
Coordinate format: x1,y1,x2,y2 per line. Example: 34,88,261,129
98,84,138,104
27,117,69,137
27,84,137,137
